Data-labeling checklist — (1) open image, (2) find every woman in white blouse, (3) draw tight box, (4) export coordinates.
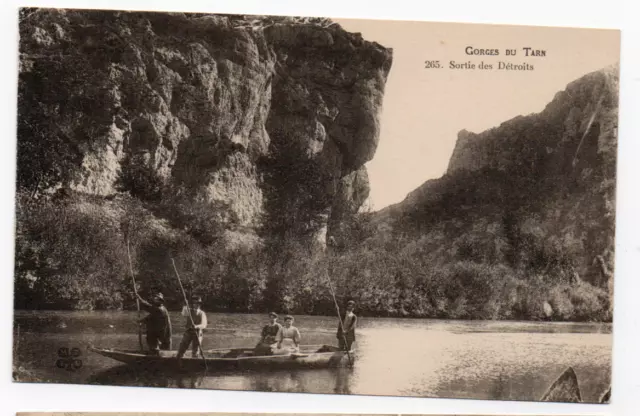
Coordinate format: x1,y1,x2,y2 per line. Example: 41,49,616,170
274,315,301,354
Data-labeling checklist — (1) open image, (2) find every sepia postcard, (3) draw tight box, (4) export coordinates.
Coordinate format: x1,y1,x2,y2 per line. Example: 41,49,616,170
13,7,619,404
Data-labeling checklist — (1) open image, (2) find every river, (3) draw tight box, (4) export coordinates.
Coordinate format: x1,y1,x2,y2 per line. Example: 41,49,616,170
13,311,611,402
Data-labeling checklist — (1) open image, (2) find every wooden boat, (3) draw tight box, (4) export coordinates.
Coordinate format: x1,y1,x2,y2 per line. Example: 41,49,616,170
89,344,354,372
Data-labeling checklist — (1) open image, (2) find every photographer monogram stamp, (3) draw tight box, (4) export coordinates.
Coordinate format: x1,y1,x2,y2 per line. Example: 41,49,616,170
55,347,83,372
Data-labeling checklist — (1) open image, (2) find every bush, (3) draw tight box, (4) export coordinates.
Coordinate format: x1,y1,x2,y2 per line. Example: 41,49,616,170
14,191,128,310
568,281,608,321
13,189,613,322
549,286,575,320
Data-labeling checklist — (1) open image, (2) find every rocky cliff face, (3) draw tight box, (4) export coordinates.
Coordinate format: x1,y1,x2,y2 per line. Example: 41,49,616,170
380,66,618,289
446,68,618,180
18,9,392,243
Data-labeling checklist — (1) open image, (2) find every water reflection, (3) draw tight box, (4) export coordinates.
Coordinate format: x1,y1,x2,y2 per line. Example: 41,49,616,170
333,367,352,394
246,367,354,394
89,365,353,394
250,370,305,393
176,373,204,389
88,365,168,388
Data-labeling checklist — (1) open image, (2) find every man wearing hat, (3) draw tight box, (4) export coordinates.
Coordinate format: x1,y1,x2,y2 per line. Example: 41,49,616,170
254,312,282,355
136,292,172,354
177,295,208,361
337,300,357,351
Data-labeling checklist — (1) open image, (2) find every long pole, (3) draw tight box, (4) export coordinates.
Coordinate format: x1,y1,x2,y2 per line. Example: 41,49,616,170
126,238,143,351
171,257,208,371
325,261,354,367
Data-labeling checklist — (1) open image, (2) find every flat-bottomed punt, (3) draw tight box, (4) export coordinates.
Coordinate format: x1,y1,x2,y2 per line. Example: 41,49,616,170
89,344,354,371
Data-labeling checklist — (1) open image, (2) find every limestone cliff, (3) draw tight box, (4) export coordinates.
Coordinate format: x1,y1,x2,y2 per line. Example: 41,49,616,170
379,66,618,289
17,9,392,244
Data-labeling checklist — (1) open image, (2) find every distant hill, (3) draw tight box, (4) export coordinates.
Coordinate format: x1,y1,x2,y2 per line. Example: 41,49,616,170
363,66,618,320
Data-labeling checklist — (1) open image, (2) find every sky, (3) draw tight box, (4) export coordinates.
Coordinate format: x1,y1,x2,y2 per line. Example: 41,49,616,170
334,18,620,210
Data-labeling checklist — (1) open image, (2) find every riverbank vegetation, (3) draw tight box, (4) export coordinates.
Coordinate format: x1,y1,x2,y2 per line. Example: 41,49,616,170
14,189,611,322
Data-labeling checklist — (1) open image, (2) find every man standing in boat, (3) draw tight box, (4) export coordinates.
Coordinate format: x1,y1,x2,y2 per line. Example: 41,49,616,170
176,295,208,361
337,300,357,351
136,292,172,354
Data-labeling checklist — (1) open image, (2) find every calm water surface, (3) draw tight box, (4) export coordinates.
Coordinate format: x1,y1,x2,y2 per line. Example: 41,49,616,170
13,311,611,402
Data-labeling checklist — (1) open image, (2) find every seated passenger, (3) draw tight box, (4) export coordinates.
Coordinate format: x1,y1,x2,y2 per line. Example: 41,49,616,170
273,315,301,354
254,312,282,356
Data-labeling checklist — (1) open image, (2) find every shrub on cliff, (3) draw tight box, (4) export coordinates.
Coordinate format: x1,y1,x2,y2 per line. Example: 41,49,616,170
159,188,236,246
17,62,85,195
116,154,164,203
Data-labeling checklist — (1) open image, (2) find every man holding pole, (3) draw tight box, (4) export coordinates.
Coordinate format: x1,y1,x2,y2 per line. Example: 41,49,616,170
176,295,208,362
337,300,357,351
136,292,172,354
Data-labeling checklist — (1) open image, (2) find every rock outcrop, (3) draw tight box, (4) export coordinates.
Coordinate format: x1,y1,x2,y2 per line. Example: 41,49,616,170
379,65,618,288
18,9,392,243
